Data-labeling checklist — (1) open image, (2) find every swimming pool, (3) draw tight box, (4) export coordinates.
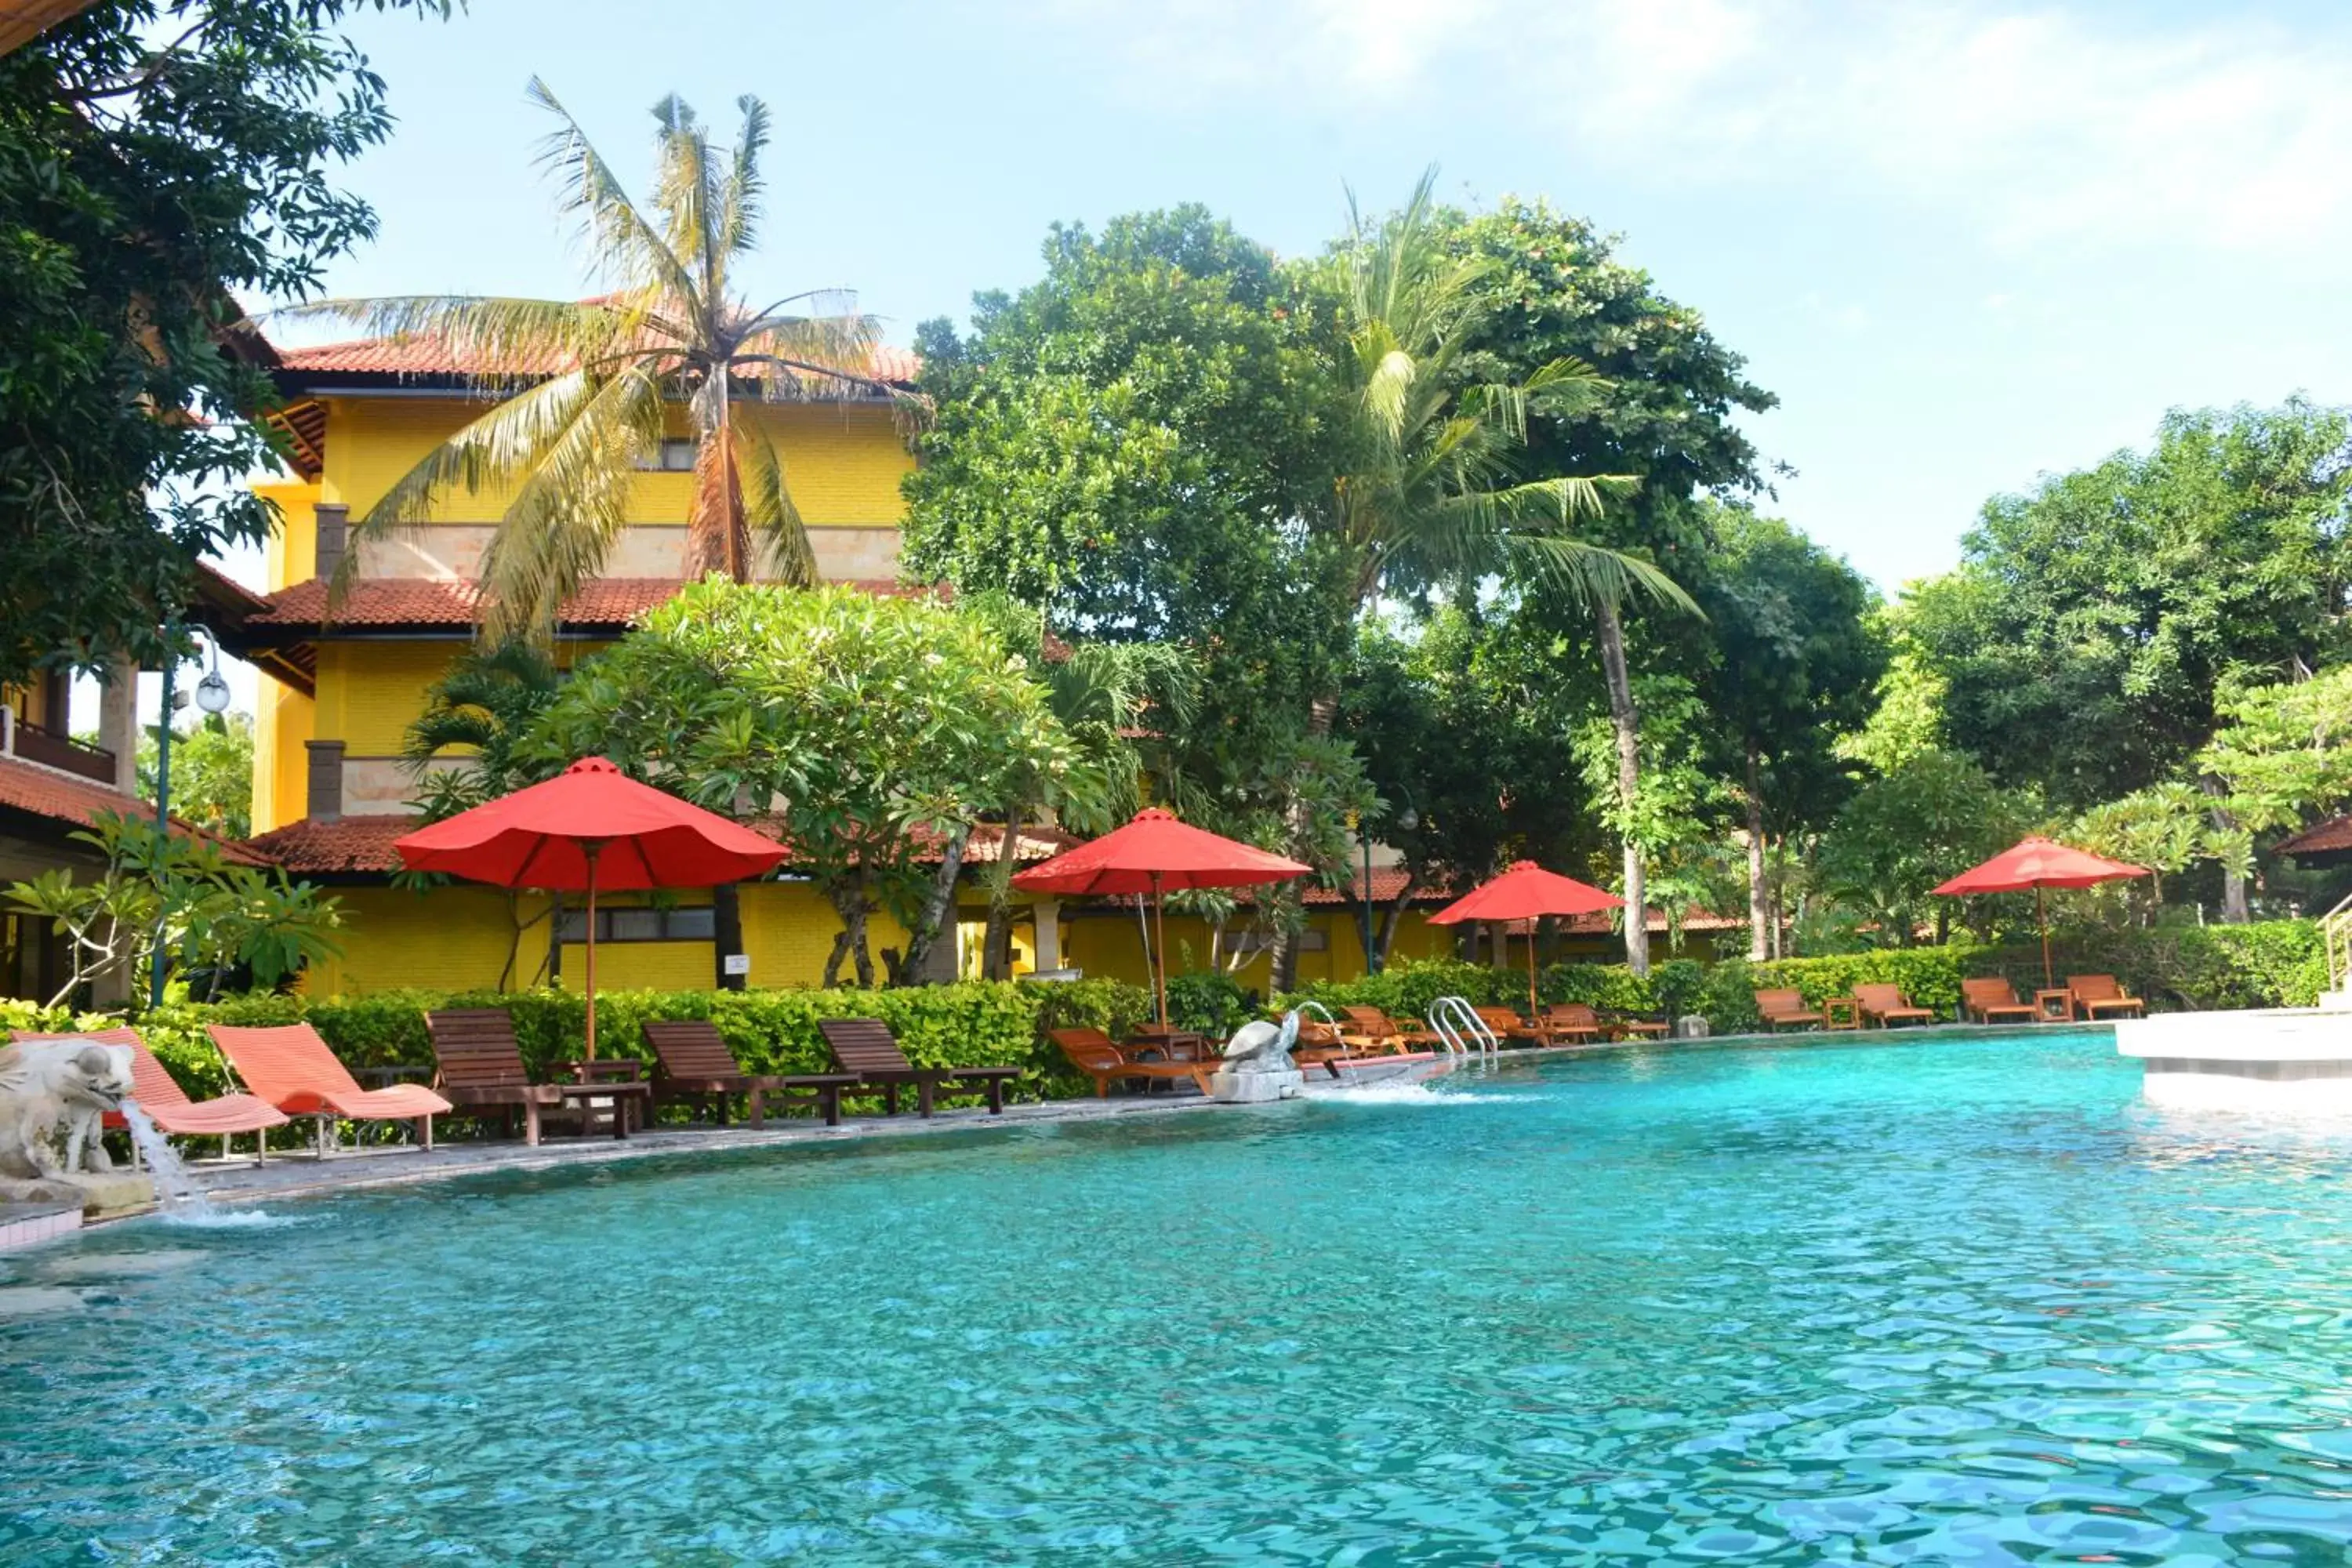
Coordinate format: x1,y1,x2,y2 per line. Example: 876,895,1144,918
5,1028,2351,1563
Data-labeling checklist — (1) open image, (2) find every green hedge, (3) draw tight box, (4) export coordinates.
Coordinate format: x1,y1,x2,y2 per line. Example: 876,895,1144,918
1280,919,2328,1035
0,977,1155,1113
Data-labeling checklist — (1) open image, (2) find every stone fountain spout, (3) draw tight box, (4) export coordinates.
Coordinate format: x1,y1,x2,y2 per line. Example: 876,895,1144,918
1210,1011,1306,1103
0,1038,153,1213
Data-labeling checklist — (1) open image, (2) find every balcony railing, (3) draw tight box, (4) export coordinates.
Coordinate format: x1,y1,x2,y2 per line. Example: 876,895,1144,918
1,711,117,786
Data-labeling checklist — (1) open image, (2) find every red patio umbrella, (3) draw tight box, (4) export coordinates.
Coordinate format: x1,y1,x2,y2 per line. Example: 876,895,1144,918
1932,836,2148,988
1427,860,1625,1011
394,757,788,1058
1011,808,1311,1029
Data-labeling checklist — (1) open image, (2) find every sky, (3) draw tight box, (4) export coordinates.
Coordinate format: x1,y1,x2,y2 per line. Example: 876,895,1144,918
177,0,2351,717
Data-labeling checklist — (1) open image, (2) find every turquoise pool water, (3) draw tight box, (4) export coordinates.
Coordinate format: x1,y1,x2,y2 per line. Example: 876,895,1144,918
8,1029,2352,1563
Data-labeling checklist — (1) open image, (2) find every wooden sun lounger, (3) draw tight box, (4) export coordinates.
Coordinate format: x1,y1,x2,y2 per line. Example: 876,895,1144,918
1471,1005,1552,1047
1852,984,1936,1028
1753,989,1824,1031
11,1025,289,1162
2067,975,2147,1019
1050,1029,1214,1097
426,1009,649,1145
1959,978,2038,1025
1541,1003,1611,1044
206,1022,451,1153
1338,1005,1444,1054
642,1020,857,1128
818,1018,1020,1118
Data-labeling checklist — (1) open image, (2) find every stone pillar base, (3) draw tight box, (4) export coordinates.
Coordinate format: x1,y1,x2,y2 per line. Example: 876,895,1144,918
1210,1068,1305,1103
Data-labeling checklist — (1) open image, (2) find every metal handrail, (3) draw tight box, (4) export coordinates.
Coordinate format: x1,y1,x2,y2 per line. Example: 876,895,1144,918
2324,889,2352,998
1427,995,1497,1058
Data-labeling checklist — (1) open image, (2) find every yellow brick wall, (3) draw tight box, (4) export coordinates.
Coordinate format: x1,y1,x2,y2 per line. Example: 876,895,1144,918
1062,907,1457,991
307,884,528,995
312,641,473,757
320,397,910,525
740,881,912,988
256,480,319,591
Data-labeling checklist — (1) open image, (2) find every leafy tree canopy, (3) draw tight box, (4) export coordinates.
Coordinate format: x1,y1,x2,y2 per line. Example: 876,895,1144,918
524,579,1091,987
1908,400,2352,808
0,0,448,684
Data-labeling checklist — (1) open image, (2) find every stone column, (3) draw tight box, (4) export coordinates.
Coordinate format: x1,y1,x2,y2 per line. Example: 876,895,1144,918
305,740,346,822
313,503,350,582
1031,897,1062,972
97,656,139,797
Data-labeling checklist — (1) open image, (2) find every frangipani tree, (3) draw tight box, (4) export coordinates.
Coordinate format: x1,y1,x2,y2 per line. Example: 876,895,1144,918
287,82,909,641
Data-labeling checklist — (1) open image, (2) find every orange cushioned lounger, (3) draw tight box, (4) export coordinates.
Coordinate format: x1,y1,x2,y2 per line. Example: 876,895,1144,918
207,1022,451,1152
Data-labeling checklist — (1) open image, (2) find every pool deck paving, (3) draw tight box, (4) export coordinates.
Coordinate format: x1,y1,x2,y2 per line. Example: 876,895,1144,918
107,1018,2105,1217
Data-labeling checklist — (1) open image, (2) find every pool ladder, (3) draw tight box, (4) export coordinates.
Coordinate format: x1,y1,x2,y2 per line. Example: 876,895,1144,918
1426,996,1499,1058
2324,889,2352,1009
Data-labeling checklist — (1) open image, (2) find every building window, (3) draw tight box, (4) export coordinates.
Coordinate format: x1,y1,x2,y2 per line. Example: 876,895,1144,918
557,906,716,943
636,438,697,472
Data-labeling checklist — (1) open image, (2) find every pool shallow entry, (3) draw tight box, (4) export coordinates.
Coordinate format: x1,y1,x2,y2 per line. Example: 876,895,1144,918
8,1029,2352,1563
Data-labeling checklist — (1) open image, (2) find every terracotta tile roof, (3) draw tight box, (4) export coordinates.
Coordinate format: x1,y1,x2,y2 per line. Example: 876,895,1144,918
2278,813,2352,858
245,815,1076,878
244,576,924,635
274,329,920,387
0,754,267,866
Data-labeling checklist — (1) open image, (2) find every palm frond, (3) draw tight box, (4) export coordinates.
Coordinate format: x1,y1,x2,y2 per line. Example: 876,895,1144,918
732,407,816,587
648,92,723,300
1512,531,1700,616
731,310,890,399
717,95,770,263
528,78,702,313
474,364,666,642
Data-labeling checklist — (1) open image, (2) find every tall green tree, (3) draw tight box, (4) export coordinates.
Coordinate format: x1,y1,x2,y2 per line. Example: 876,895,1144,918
899,206,1363,978
0,0,449,685
293,82,901,637
1910,401,2352,812
1693,507,1886,957
1815,750,2038,948
121,710,255,840
1451,197,1776,973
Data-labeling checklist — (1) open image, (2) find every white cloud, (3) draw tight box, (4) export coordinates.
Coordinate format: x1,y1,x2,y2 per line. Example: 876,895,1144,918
1044,0,2352,252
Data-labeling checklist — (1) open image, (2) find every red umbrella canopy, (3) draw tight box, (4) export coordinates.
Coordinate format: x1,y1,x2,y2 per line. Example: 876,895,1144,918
1932,837,2148,896
1011,808,1311,895
1427,861,1624,924
394,758,788,890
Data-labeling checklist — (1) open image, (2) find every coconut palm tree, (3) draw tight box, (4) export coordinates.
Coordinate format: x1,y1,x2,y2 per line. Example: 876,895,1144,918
286,81,909,641
1327,168,1688,619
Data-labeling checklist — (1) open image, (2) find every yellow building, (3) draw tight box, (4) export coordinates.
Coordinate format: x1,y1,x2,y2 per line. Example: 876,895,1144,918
220,329,1044,995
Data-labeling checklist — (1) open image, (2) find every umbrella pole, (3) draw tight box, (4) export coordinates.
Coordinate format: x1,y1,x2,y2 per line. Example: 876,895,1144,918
2038,883,2051,991
584,843,601,1061
1526,924,1538,1013
1152,872,1170,1031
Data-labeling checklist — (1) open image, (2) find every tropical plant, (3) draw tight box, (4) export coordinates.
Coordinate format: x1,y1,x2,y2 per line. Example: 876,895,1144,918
287,81,909,641
401,639,566,821
5,812,343,1006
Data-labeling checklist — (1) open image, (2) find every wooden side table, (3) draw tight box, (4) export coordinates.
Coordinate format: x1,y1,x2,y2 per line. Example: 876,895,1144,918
2034,989,2074,1023
1822,996,1861,1031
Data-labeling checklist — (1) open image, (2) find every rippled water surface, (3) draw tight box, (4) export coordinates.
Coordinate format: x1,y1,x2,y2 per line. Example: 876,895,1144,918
9,1029,2352,1563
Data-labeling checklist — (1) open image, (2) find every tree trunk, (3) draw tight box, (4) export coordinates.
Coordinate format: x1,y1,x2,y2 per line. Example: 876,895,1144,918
895,824,971,985
711,883,746,991
1745,742,1768,962
981,903,1016,981
822,882,877,988
1595,598,1649,976
2202,776,2252,924
1374,869,1419,971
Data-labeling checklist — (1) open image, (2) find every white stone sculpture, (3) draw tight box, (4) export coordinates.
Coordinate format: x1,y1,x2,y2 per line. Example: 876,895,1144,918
1211,1011,1306,1103
0,1039,138,1206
